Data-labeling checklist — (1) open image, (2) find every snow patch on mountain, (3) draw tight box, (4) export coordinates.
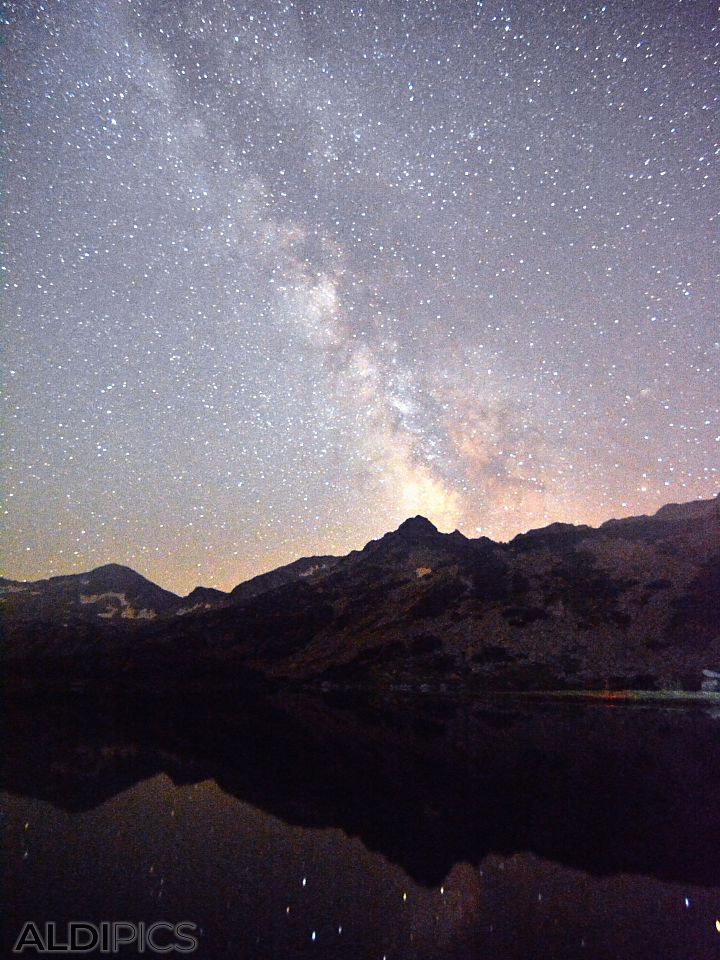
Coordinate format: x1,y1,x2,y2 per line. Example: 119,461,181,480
80,592,157,620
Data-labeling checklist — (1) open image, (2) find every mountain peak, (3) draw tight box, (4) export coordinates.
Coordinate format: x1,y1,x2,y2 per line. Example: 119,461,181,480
185,585,228,603
395,516,439,537
91,563,139,577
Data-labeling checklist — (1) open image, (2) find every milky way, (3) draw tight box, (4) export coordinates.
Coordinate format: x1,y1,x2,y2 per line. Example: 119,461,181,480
2,0,718,593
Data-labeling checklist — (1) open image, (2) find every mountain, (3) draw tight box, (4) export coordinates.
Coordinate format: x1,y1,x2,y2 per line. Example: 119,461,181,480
0,563,181,625
2,495,719,690
0,554,343,629
229,554,340,603
179,586,230,614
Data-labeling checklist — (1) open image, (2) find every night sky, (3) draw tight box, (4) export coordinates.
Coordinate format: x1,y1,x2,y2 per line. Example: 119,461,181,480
2,0,718,594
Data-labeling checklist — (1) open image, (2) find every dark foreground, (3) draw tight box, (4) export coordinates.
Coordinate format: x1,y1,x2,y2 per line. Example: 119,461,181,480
2,687,719,959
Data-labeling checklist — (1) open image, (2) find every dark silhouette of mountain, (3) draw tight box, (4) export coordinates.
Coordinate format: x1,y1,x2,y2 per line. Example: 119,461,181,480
3,688,719,888
229,554,340,603
180,585,230,611
0,563,181,625
2,495,718,690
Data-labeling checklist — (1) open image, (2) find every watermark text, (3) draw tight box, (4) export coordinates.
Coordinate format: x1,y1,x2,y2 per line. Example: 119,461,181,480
13,921,199,954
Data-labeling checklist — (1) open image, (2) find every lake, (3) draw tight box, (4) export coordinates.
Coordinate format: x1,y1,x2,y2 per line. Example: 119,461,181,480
2,689,719,959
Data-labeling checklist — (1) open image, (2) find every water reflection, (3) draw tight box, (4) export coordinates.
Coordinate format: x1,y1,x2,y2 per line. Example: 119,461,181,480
2,690,719,959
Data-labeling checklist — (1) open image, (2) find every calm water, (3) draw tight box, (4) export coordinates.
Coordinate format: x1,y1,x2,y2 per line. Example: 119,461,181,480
2,690,719,959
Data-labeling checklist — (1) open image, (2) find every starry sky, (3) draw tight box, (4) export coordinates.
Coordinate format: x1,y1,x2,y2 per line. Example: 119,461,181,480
2,0,718,594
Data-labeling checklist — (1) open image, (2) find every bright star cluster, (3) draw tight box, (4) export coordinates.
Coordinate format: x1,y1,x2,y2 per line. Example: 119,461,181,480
2,0,718,593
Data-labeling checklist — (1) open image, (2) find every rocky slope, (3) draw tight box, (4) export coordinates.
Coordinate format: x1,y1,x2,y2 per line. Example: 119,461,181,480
2,495,718,690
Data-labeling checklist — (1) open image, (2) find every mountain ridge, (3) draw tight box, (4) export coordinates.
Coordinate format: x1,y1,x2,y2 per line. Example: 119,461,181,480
2,494,718,691
2,494,716,598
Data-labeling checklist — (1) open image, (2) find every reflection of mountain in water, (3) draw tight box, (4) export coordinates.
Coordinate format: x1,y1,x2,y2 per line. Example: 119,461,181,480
4,690,719,888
